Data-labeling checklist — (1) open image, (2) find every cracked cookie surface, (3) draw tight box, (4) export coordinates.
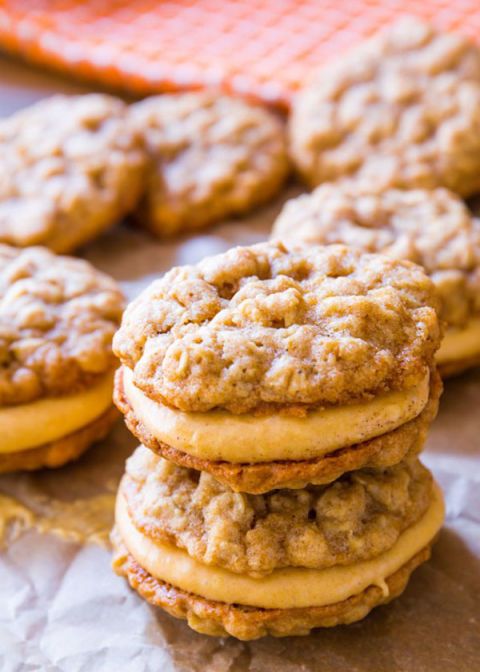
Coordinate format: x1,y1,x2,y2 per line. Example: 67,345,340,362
130,92,288,236
114,241,441,414
273,185,480,328
289,19,480,196
0,94,146,252
0,245,124,406
121,446,432,577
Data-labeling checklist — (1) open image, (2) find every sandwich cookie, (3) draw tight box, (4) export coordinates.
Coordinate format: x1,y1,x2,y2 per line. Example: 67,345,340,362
0,245,124,472
112,446,444,639
113,242,442,493
273,184,480,377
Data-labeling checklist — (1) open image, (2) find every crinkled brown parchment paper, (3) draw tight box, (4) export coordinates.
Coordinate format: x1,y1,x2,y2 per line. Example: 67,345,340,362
0,56,479,672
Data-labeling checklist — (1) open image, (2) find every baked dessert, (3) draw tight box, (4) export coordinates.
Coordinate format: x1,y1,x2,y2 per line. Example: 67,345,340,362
0,94,146,253
113,241,442,493
289,18,480,196
272,184,480,377
112,446,445,639
0,245,124,472
129,92,288,237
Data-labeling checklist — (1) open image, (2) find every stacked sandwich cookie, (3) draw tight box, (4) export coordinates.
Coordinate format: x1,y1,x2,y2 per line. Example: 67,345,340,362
0,245,124,472
112,242,444,640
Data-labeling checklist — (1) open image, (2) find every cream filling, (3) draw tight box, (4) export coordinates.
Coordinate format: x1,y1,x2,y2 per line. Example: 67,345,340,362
436,318,480,365
0,370,115,454
116,482,444,610
123,366,430,463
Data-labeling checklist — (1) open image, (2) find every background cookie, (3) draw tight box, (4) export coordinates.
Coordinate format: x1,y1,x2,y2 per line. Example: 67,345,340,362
273,185,480,376
0,94,146,253
130,92,289,237
0,245,124,471
289,19,480,196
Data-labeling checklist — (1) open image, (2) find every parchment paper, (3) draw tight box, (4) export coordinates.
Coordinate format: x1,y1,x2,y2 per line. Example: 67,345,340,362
0,55,479,672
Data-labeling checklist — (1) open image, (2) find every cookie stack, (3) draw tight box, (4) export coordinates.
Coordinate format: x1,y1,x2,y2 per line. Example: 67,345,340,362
111,242,445,640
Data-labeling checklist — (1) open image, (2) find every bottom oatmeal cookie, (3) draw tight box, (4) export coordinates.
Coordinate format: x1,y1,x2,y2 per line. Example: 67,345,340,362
112,456,444,640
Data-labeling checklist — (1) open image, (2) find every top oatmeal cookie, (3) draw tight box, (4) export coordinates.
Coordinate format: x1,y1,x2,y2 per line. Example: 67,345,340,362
272,185,480,328
129,92,289,237
289,19,480,196
0,94,146,253
0,245,125,406
113,241,441,414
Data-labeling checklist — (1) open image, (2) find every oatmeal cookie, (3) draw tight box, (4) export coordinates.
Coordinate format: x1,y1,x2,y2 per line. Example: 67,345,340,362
0,94,146,252
112,531,431,639
129,92,288,237
114,365,441,493
121,446,432,577
0,245,124,406
289,19,480,196
272,185,480,329
113,241,440,414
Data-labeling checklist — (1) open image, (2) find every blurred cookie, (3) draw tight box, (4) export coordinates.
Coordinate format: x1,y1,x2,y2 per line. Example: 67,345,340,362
113,241,442,492
0,94,146,253
0,245,124,472
289,19,480,196
112,446,444,639
273,184,480,376
129,92,288,237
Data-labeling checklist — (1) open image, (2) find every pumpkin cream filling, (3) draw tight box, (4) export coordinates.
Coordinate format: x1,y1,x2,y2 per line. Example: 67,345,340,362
122,366,431,463
116,481,444,610
0,370,115,454
436,318,480,365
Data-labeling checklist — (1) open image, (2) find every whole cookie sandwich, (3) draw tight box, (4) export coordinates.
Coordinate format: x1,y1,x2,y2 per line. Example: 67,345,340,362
112,447,444,639
289,18,480,196
0,94,146,253
273,184,480,376
129,92,288,237
113,242,442,493
0,245,124,473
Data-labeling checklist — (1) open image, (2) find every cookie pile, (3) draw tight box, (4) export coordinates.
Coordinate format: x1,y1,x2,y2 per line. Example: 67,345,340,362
111,241,445,640
0,245,124,472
